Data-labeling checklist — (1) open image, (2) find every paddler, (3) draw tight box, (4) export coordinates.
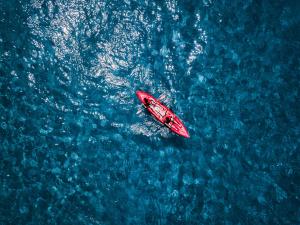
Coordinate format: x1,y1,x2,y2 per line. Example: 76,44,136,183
144,98,151,107
165,115,174,127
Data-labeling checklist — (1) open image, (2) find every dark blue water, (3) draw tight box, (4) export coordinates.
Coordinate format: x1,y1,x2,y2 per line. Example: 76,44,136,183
1,0,300,224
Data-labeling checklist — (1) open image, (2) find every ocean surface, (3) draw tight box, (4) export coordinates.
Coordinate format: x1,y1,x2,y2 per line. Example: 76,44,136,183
1,0,300,224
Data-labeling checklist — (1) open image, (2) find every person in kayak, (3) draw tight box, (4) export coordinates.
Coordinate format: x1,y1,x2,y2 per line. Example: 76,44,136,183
144,98,151,107
144,98,156,108
165,115,174,127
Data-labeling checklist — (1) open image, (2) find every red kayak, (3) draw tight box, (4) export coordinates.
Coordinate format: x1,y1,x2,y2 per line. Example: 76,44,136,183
136,90,190,138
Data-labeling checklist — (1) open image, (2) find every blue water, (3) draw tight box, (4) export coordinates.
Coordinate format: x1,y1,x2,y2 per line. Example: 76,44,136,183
1,0,300,224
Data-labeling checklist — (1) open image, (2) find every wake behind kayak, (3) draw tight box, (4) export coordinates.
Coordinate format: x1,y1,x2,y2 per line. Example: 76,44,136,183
136,90,190,138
